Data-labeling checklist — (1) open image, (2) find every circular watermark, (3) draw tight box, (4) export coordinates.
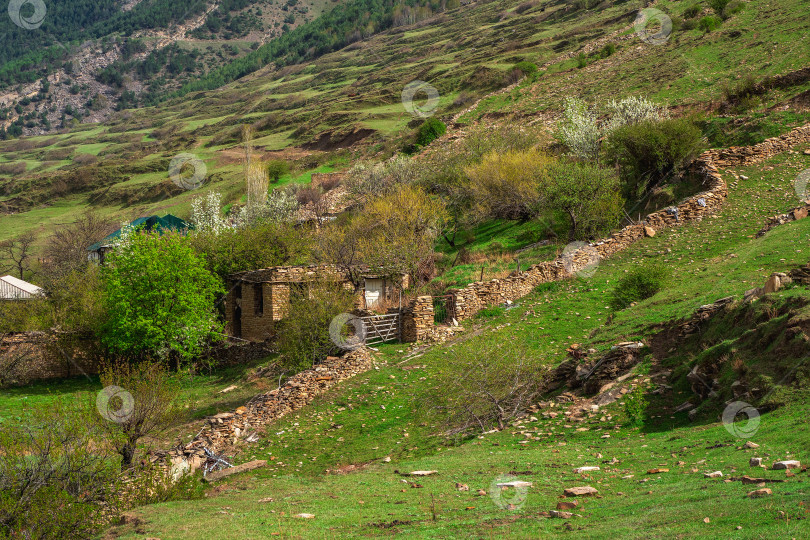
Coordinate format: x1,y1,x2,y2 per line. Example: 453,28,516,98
96,385,135,424
401,81,440,119
722,401,760,438
8,0,46,30
561,241,600,278
634,8,672,46
489,474,529,510
794,169,810,203
169,153,207,190
329,313,366,350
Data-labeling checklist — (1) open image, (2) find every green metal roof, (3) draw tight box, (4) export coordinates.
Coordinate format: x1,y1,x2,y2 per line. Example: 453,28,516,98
87,214,191,251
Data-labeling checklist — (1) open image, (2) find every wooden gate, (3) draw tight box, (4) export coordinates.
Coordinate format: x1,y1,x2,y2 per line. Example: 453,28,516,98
361,313,401,345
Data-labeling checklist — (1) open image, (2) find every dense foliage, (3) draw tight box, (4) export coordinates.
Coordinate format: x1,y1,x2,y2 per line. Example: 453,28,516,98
100,232,224,364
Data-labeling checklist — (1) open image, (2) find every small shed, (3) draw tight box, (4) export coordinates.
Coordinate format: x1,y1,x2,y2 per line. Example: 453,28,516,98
0,275,44,299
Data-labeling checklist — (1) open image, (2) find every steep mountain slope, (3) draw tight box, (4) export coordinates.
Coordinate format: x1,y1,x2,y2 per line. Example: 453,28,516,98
0,0,334,135
0,0,808,250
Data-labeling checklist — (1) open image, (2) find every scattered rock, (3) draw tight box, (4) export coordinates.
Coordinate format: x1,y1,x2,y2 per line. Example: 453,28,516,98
407,470,438,476
747,488,772,498
772,460,801,470
704,471,723,478
749,457,763,467
218,385,238,394
563,486,598,497
456,483,469,491
573,466,600,474
556,500,579,510
647,468,669,474
294,513,315,519
258,497,274,503
743,441,759,449
497,481,532,488
550,510,574,519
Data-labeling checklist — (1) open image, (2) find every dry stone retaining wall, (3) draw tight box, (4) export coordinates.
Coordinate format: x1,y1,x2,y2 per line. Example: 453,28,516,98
403,123,810,341
164,349,375,470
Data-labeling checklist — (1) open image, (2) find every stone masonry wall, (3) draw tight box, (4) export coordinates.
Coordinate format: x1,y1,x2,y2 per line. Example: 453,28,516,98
163,349,375,471
402,123,810,341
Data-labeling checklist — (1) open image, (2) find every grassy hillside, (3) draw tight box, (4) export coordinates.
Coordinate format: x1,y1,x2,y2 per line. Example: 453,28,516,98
5,137,801,537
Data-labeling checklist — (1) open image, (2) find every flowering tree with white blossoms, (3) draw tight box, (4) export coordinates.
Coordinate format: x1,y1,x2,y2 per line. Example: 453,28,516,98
556,96,668,161
190,191,227,235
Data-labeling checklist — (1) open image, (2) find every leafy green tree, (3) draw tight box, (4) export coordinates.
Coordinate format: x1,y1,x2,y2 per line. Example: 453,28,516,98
100,232,224,364
541,161,623,241
266,159,290,182
605,117,703,199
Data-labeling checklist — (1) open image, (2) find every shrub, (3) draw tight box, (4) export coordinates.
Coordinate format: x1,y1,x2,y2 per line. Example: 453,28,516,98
266,159,289,182
609,264,670,310
556,97,600,160
0,402,123,537
513,61,538,77
707,0,729,15
419,340,550,433
605,117,704,199
683,3,701,18
623,384,648,427
604,96,668,133
415,117,446,148
600,43,616,58
464,148,552,221
345,155,423,199
721,74,761,110
722,0,744,17
276,284,357,372
576,53,588,69
698,14,723,32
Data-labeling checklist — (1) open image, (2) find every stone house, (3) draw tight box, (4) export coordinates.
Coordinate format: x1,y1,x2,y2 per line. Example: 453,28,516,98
225,264,409,342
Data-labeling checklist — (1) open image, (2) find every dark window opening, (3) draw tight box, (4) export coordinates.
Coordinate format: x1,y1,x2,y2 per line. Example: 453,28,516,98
254,284,263,315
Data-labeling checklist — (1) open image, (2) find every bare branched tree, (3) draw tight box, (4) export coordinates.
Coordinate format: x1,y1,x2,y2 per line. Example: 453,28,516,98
43,212,116,278
97,361,180,469
0,232,37,280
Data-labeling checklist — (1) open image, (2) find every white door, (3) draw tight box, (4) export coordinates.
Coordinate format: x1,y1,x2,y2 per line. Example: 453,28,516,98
364,278,383,308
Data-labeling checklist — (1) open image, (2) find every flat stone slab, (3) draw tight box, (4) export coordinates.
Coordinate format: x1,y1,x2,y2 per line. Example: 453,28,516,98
748,488,772,498
772,460,801,470
407,470,438,476
203,460,267,482
703,471,723,478
573,466,600,474
563,486,598,497
496,481,532,488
